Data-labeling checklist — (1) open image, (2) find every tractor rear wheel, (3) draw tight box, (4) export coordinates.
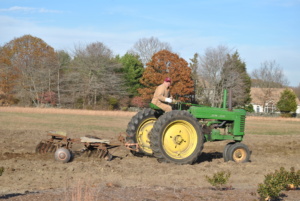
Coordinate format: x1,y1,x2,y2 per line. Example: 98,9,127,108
227,142,250,163
149,110,204,165
126,108,162,156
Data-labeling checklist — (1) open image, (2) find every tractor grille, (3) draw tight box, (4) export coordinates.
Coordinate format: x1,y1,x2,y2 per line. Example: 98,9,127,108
240,115,246,132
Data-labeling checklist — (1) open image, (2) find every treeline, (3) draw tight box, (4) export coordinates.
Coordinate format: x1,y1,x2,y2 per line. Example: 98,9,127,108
0,34,297,110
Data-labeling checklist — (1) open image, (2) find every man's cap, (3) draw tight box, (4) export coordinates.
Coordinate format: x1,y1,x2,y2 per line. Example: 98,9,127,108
164,77,171,82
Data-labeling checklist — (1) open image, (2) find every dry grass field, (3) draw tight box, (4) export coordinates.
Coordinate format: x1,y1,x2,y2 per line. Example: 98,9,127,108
0,107,300,201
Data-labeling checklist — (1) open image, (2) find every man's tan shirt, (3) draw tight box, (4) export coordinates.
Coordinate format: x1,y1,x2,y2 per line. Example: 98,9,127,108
151,83,172,112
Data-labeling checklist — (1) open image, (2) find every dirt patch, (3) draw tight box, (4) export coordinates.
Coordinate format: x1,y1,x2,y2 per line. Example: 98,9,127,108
0,111,300,200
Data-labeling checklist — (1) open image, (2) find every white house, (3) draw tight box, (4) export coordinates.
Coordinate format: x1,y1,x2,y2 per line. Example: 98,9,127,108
250,88,300,114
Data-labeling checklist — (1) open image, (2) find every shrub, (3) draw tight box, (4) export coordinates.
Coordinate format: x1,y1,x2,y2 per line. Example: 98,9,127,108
108,97,118,110
257,167,300,200
205,171,231,190
38,91,58,106
0,167,4,176
276,88,297,117
244,104,254,113
130,96,146,108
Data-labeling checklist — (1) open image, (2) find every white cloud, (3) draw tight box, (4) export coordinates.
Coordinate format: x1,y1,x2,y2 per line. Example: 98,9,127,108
0,15,299,86
0,6,61,13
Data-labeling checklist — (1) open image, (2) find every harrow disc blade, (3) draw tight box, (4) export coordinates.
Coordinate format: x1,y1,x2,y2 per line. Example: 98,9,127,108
36,141,58,154
35,141,44,154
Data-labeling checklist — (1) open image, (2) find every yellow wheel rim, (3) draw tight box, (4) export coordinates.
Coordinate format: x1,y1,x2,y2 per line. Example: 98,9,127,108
162,120,198,159
137,118,156,154
232,148,247,162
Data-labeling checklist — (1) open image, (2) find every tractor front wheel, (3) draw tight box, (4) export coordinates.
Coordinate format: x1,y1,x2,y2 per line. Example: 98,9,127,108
223,142,235,162
150,110,204,165
227,142,250,163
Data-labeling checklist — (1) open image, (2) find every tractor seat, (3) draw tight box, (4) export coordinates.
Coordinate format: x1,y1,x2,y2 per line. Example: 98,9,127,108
149,103,162,110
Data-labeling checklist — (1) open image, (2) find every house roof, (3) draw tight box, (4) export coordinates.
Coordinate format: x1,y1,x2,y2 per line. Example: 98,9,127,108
250,87,300,105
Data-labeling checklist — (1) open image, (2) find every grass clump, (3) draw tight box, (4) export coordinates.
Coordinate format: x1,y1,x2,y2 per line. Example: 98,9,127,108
257,167,300,200
0,167,4,176
205,171,231,190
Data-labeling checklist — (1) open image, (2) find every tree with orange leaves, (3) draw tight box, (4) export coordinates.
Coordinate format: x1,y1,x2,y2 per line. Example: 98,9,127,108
138,50,194,103
0,35,59,106
0,48,19,105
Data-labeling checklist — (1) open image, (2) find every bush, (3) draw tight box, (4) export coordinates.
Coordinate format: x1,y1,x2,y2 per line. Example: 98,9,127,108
108,97,118,110
257,167,300,200
276,88,297,116
244,104,254,113
130,96,146,108
0,167,4,176
280,112,293,118
205,171,231,190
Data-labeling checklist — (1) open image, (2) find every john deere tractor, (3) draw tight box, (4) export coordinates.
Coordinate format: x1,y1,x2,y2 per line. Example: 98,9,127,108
125,89,250,165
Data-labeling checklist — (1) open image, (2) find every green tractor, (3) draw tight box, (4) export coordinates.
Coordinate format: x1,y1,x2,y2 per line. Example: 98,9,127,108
125,89,250,165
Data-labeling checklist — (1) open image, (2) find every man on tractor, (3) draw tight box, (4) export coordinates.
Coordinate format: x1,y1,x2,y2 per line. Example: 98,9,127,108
151,77,173,112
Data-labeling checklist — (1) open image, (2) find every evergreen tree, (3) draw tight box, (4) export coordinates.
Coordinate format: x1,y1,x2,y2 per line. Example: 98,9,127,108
276,88,297,114
221,51,252,107
189,53,202,103
117,53,144,97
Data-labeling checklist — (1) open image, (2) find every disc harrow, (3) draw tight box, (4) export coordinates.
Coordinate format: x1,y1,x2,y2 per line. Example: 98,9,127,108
36,131,120,163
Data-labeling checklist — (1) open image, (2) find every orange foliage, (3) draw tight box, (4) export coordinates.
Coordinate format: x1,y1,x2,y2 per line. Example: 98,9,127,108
0,35,58,105
138,50,194,103
0,45,19,100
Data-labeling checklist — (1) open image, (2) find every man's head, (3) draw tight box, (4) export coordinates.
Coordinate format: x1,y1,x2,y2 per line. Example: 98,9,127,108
164,77,171,83
163,77,171,87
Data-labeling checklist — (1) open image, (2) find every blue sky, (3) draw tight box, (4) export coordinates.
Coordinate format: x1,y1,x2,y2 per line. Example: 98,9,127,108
0,0,299,86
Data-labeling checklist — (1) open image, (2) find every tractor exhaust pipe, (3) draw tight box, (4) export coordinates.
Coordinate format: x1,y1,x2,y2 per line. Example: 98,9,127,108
222,89,233,111
223,89,227,109
228,88,233,111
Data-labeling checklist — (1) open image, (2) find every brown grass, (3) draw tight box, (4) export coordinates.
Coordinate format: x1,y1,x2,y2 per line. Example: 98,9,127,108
0,106,137,117
1,106,299,135
247,116,300,122
245,116,300,135
64,180,99,201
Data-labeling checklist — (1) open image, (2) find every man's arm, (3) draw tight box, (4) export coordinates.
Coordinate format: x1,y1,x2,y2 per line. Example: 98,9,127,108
155,85,172,103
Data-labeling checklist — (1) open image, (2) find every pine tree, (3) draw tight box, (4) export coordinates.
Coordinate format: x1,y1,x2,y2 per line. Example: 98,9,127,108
276,88,297,116
117,53,144,97
222,51,252,107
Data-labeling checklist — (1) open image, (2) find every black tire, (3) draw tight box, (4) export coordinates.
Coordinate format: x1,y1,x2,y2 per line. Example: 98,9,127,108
227,142,250,163
223,142,235,162
126,108,162,156
54,148,71,163
149,110,204,165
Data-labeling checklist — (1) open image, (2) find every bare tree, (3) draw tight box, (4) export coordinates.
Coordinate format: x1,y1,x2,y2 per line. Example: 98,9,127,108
63,42,126,109
129,37,172,66
198,45,231,106
292,83,300,100
56,50,71,106
252,60,289,88
251,60,289,112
